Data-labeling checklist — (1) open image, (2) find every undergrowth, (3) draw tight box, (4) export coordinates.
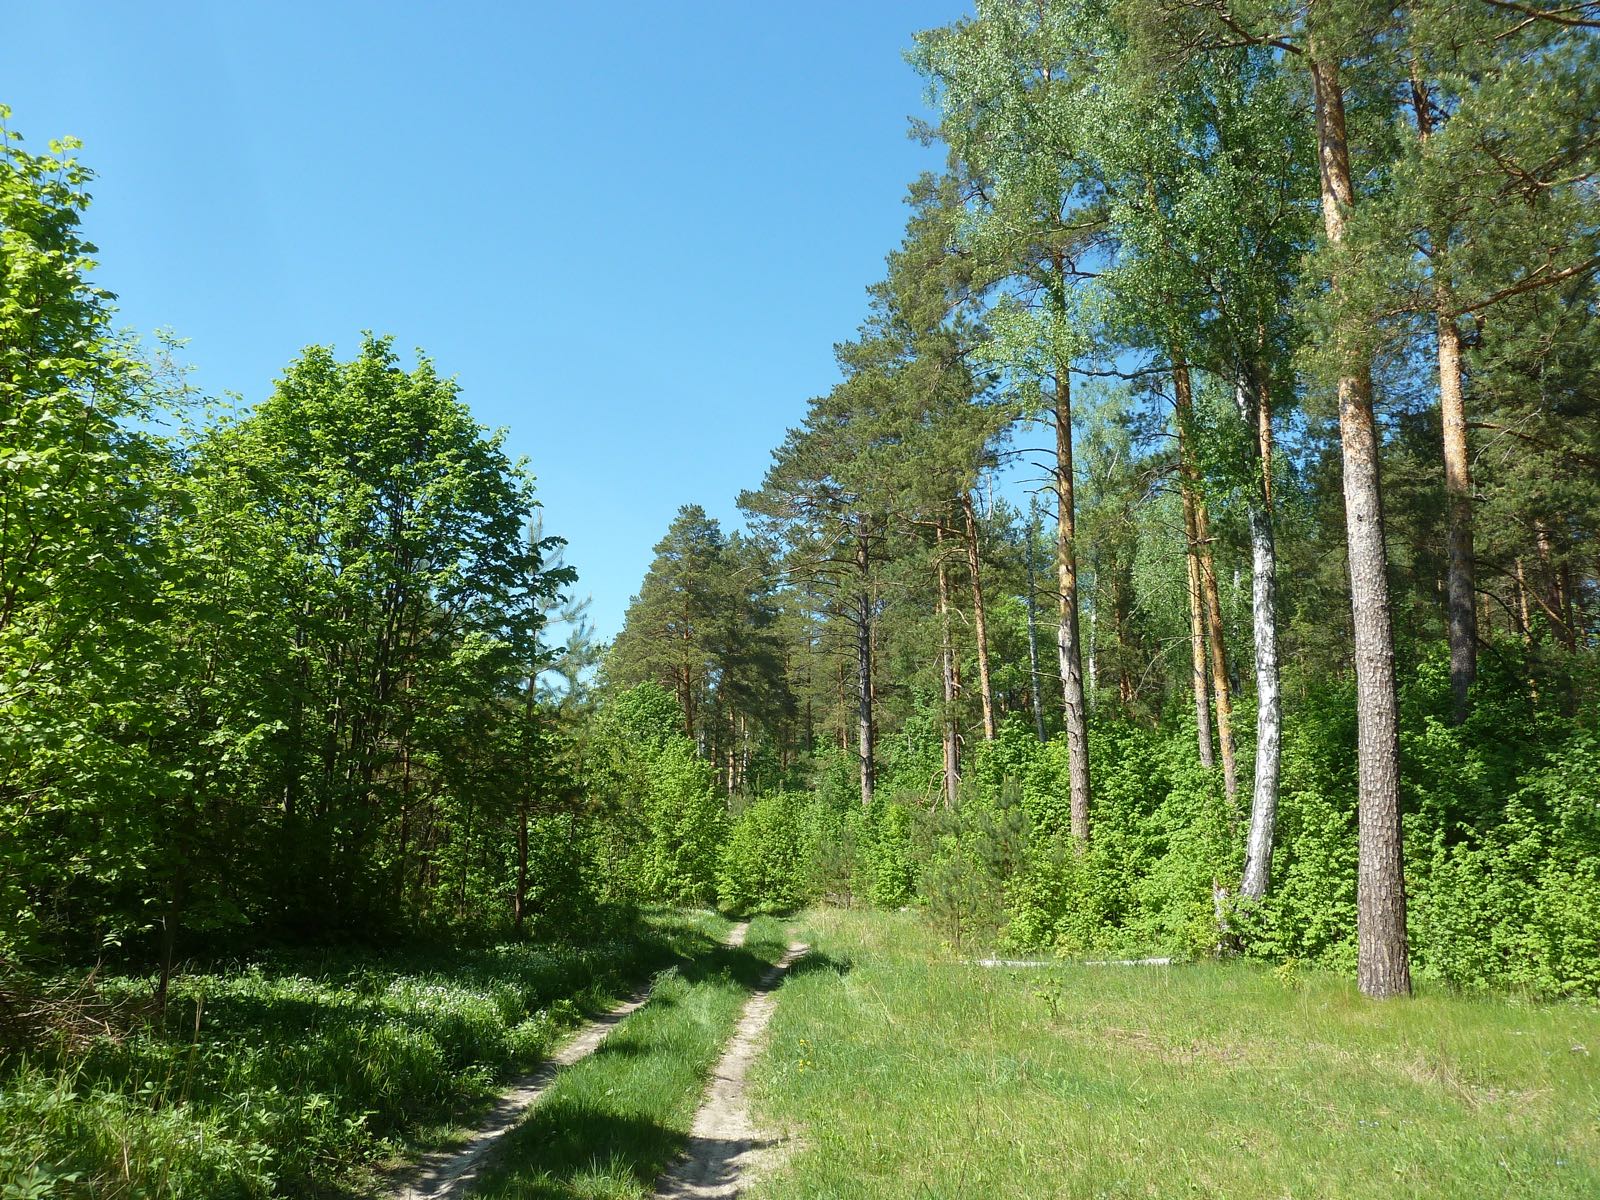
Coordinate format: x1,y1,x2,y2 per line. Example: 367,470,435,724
0,908,730,1199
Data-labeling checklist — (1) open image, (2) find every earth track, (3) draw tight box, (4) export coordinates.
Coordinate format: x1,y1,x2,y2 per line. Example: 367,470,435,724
653,938,810,1200
392,919,753,1200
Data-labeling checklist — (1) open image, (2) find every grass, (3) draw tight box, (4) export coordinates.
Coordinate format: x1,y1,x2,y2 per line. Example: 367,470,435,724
0,908,733,1200
474,915,790,1200
748,908,1600,1200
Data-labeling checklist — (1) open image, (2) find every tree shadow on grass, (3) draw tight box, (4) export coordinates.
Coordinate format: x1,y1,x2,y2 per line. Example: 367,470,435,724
782,950,852,983
473,1101,675,1198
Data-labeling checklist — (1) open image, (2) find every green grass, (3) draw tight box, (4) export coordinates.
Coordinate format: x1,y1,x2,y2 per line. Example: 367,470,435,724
0,908,733,1200
474,916,790,1200
749,909,1600,1200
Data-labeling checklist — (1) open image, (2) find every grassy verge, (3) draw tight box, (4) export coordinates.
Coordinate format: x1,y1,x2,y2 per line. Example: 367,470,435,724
473,916,790,1200
749,909,1600,1200
0,908,732,1200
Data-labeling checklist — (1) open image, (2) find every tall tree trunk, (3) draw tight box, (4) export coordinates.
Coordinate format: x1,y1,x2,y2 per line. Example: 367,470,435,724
1410,68,1477,722
679,655,694,740
1236,365,1282,902
514,799,528,934
1025,499,1048,741
1113,571,1135,710
1514,557,1541,702
837,661,848,753
855,530,875,807
1176,361,1237,797
1534,520,1574,650
1312,46,1411,998
1438,312,1476,711
935,523,960,808
961,492,998,740
1054,365,1091,842
1515,556,1534,642
1181,474,1215,770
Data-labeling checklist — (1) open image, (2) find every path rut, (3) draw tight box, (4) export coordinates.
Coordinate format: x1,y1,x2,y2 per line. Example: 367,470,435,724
653,939,810,1200
393,920,751,1200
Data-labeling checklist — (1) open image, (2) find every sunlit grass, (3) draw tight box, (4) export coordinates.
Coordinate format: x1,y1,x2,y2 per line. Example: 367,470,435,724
0,908,733,1199
476,916,790,1200
749,909,1600,1200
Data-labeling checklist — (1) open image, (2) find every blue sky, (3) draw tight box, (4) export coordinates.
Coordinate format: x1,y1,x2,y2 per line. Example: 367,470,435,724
3,1,969,639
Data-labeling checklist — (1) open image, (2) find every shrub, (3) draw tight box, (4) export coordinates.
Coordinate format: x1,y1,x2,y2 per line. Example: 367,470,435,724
718,792,807,914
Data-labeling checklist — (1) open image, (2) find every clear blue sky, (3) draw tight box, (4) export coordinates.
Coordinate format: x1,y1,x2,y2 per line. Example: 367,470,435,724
3,1,969,639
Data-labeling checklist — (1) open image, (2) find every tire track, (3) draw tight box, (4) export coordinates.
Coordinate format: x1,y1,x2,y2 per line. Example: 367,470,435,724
393,920,752,1200
653,939,809,1200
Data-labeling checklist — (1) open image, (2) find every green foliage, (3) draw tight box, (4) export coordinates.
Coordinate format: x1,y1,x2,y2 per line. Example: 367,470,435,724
915,780,1028,947
640,741,726,905
585,685,725,907
994,721,1231,957
719,792,807,915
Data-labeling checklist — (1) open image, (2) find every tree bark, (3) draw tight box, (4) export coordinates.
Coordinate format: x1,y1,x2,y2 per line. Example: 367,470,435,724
1025,500,1048,741
1410,68,1477,722
1176,361,1237,798
1312,46,1411,999
514,799,528,934
961,492,998,740
1236,365,1282,903
1179,453,1215,769
1114,570,1136,710
935,523,961,808
1054,367,1091,843
1438,314,1476,714
855,529,876,807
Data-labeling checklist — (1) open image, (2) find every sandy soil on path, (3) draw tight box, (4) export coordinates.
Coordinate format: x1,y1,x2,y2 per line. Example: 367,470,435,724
653,939,809,1200
392,920,752,1200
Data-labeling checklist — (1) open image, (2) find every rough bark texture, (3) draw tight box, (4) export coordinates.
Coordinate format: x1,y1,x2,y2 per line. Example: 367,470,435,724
1025,511,1048,741
1412,68,1477,721
935,524,960,808
1438,314,1476,717
1312,47,1412,999
1235,367,1281,902
1173,358,1213,768
855,532,875,808
1182,491,1215,769
1176,361,1236,799
1055,370,1091,843
962,492,998,741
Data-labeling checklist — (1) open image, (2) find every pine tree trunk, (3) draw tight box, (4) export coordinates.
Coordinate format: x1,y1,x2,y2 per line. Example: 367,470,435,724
961,492,998,740
1438,314,1477,715
1181,472,1215,770
936,523,960,808
1054,367,1091,843
1312,47,1411,998
1025,501,1048,741
1236,366,1282,902
1176,361,1236,796
855,530,876,807
1516,556,1534,642
514,799,528,934
1411,69,1477,721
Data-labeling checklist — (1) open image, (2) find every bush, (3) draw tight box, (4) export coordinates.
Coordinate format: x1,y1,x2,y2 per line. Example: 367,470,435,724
718,792,807,914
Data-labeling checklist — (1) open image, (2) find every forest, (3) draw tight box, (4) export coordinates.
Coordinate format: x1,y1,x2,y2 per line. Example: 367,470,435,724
2,0,1599,1197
